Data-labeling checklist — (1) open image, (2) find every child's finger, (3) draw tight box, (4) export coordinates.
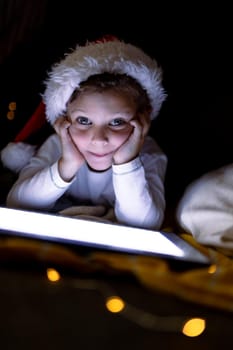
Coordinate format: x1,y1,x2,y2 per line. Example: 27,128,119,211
129,119,144,140
53,116,70,134
137,113,150,137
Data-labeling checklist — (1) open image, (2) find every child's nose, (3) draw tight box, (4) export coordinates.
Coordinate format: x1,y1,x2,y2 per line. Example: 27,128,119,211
91,128,108,145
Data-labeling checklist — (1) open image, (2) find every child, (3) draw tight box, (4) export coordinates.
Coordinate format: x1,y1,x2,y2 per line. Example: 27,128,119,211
4,36,167,229
176,163,233,253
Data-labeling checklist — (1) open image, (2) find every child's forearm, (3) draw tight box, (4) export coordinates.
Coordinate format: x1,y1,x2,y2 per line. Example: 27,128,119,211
114,193,165,230
112,159,165,229
6,162,71,210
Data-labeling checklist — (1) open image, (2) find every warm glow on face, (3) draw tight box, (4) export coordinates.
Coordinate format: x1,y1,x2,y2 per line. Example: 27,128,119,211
105,296,125,313
182,318,206,337
47,268,61,282
68,91,135,171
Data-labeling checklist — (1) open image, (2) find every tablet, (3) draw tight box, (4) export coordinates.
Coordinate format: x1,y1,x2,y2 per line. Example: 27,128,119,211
0,207,211,266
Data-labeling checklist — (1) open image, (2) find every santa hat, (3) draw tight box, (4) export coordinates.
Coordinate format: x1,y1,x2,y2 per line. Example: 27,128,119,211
1,35,166,172
1,101,46,172
43,35,166,123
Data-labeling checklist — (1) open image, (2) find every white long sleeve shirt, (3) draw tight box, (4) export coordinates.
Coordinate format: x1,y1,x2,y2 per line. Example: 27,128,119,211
7,134,167,229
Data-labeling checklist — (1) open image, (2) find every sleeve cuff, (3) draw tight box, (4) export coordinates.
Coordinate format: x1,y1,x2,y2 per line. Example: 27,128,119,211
49,162,74,189
112,157,142,175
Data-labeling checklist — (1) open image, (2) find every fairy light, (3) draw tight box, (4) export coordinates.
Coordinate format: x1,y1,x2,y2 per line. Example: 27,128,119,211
182,318,206,337
105,296,125,313
7,101,16,120
208,264,217,274
47,268,61,282
69,278,207,334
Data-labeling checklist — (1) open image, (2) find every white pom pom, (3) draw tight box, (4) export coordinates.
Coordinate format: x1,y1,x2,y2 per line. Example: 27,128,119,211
0,142,36,173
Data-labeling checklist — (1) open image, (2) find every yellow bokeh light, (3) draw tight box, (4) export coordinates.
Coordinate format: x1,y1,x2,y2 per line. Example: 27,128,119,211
208,264,217,274
105,296,125,313
182,318,206,337
8,101,16,111
46,268,61,282
7,111,15,120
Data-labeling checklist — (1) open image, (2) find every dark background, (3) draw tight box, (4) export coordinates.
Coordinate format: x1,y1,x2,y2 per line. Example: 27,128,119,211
1,2,233,348
1,0,233,205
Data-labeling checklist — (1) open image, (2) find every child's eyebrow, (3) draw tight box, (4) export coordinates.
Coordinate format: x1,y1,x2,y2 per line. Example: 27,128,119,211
112,111,133,118
68,107,87,115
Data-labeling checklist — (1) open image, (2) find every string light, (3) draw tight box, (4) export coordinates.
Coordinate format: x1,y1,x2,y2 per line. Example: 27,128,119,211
7,101,16,120
46,267,61,282
68,277,206,336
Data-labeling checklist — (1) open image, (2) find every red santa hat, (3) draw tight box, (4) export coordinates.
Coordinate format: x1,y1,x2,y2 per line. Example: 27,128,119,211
1,101,46,172
1,35,166,172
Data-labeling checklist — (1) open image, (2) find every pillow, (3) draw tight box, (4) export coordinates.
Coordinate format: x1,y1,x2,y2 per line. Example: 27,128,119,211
176,163,233,252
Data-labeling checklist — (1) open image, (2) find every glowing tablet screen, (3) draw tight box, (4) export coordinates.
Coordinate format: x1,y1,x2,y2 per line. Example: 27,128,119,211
0,207,210,264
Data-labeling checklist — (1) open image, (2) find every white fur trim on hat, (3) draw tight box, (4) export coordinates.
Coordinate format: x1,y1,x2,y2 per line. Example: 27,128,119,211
43,39,166,124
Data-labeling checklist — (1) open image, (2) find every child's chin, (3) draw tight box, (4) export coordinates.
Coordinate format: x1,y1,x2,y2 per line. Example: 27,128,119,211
87,162,111,172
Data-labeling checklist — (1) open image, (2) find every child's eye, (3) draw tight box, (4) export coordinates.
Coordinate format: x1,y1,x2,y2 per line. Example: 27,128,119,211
109,118,126,127
76,117,92,125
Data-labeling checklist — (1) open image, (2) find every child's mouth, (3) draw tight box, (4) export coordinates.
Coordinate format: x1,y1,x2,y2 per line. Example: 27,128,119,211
88,151,112,158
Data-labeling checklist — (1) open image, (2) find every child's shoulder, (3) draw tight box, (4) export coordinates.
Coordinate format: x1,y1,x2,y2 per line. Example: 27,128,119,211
143,136,166,155
42,132,59,144
38,133,61,154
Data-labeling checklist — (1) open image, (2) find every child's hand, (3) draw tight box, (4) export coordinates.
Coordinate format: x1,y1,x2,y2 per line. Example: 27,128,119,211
53,116,85,181
113,113,150,165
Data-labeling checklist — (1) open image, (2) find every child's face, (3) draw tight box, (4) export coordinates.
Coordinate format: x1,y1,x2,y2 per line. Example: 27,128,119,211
67,90,137,171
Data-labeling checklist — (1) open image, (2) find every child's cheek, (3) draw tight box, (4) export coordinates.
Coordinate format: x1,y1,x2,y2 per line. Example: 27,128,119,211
116,125,134,143
68,125,83,143
69,124,81,136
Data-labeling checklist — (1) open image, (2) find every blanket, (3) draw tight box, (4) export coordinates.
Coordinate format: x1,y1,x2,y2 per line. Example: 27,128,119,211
59,205,116,223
